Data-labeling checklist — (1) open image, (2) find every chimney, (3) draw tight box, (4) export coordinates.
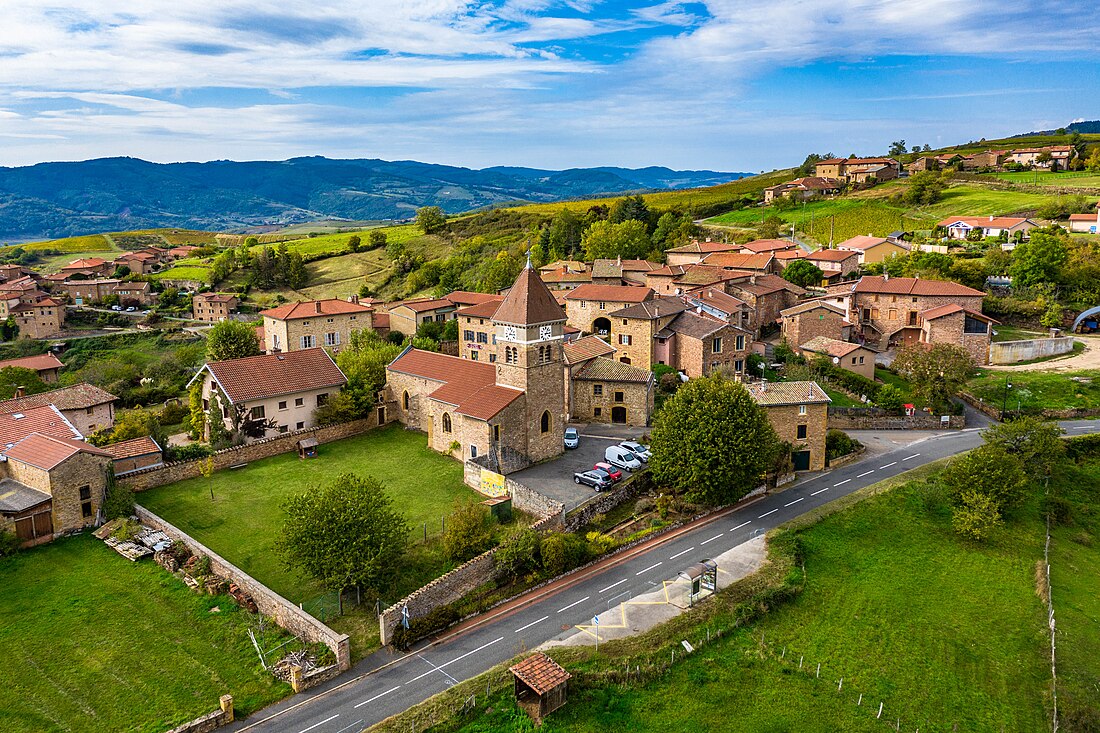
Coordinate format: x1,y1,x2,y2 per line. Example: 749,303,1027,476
705,237,711,243
348,294,358,304
14,386,24,398
315,301,322,313
750,275,757,285
616,255,621,266
989,215,995,222
883,272,889,281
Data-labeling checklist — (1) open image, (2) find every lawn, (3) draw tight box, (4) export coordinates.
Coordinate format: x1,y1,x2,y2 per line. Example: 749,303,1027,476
992,324,1046,342
992,170,1100,188
874,367,925,408
0,534,291,733
820,383,863,407
968,367,1100,412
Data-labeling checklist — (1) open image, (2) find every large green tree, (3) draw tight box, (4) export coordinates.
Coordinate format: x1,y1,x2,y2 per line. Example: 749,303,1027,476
942,443,1030,512
333,329,404,417
982,417,1065,478
0,366,49,400
781,259,824,288
609,195,650,225
206,320,261,362
547,208,584,258
649,374,779,505
581,219,651,260
277,473,409,594
1010,231,1068,288
416,206,447,234
892,343,974,411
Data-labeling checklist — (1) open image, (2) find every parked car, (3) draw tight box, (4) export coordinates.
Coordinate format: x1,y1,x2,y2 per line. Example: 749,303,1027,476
604,445,642,472
125,306,136,312
574,469,612,491
620,440,651,462
564,427,579,449
111,305,121,311
593,462,622,482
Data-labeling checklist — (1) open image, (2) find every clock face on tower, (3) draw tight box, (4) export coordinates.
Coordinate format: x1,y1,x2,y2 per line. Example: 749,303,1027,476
502,325,517,342
539,325,553,341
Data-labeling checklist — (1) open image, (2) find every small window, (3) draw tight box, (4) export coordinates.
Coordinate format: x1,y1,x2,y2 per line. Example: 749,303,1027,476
402,391,410,410
598,301,606,309
278,425,288,433
79,486,91,501
593,384,603,396
851,357,857,365
614,391,624,403
859,356,865,364
797,424,808,440
296,421,305,430
326,318,334,323
712,337,722,353
464,329,475,341
493,424,501,441
620,356,631,364
443,413,452,433
471,351,479,361
622,319,628,325
86,407,93,415
250,405,266,420
295,397,304,407
316,393,328,406
619,334,631,346
594,407,602,416
278,401,288,410
477,332,488,343
540,410,551,433
799,404,807,415
470,445,478,458
82,501,93,518
736,335,745,350
489,353,496,363
735,359,744,372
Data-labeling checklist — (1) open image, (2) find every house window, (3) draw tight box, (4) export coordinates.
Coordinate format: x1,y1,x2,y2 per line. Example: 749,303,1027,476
489,353,496,363
464,329,475,341
581,300,587,308
736,335,745,350
622,319,628,325
278,401,288,410
325,332,340,346
296,421,305,430
908,311,918,326
735,359,744,372
594,407,602,416
859,356,865,364
402,391,410,410
477,332,488,343
471,351,478,361
278,425,288,433
619,334,632,346
442,413,452,433
492,424,500,441
614,391,624,403
964,315,989,334
377,406,385,423
799,404,807,415
316,393,329,406
712,337,722,353
598,301,606,309
797,424,808,440
80,486,91,501
888,309,897,320
593,384,603,396
250,405,266,420
80,485,93,518
540,410,551,433
295,397,304,407
326,318,334,323
300,335,316,349
470,445,477,458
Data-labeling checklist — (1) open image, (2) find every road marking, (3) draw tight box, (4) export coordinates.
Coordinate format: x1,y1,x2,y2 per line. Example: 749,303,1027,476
668,547,694,560
1073,426,1090,430
730,521,751,531
513,615,549,633
416,653,459,685
299,714,339,733
880,461,897,469
857,470,874,478
903,453,920,461
556,596,590,613
405,637,504,684
335,720,364,733
834,479,851,487
784,497,804,507
811,487,829,496
635,561,663,576
354,687,400,708
700,533,724,545
758,508,779,519
598,578,629,593
961,427,980,432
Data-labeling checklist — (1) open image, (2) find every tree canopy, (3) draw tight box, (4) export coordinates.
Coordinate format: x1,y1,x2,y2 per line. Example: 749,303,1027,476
781,259,825,288
277,473,409,593
0,366,49,400
416,206,447,234
1009,231,1068,288
206,320,261,362
581,219,652,260
982,416,1065,477
892,343,974,410
649,374,779,505
942,443,1029,513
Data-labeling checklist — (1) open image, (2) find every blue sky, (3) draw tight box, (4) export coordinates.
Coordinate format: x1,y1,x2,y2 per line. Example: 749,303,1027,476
0,1,1097,172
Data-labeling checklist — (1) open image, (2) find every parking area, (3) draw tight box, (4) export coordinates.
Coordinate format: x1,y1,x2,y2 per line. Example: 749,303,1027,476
511,423,649,511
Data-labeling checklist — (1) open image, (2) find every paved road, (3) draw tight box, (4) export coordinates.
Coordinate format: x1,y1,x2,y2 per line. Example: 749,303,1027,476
227,419,1100,733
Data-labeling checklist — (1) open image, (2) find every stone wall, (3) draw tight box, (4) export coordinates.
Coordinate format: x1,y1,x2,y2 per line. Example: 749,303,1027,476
990,337,1076,365
507,475,565,523
120,418,378,492
562,471,653,533
135,506,351,670
827,407,965,430
163,696,233,733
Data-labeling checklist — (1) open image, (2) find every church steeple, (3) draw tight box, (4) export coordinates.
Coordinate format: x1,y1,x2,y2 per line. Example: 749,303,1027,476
491,265,565,328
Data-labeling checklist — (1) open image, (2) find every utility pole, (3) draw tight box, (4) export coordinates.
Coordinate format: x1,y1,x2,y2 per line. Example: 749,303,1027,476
1001,374,1012,421
829,216,835,248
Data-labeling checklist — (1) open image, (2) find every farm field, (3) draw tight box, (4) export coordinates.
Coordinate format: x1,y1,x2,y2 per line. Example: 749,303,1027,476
992,170,1100,188
967,367,1100,412
0,534,291,733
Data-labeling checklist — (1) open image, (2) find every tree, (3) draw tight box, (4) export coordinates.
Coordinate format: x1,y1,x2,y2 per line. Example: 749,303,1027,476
1086,147,1100,172
348,234,362,253
547,208,584,257
334,329,403,417
781,259,824,288
581,219,651,260
903,171,949,205
285,252,308,289
107,406,168,448
101,465,134,520
494,527,541,578
1040,301,1063,329
873,383,904,412
1010,232,1068,288
649,374,779,505
368,230,388,249
528,242,547,269
888,140,908,157
951,488,1003,541
278,473,409,595
0,366,48,400
942,444,1029,511
797,152,834,177
416,206,447,234
982,417,1065,478
757,215,784,239
442,501,494,562
206,320,261,362
206,393,231,448
188,380,205,440
892,343,974,410
609,195,650,225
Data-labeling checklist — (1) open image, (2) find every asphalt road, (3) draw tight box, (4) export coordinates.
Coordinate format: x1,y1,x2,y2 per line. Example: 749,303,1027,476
227,419,1100,733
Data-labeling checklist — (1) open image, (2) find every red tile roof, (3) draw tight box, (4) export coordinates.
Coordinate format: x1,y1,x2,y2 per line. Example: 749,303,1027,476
609,296,687,320
201,348,347,403
700,252,774,270
837,235,892,250
936,216,1033,228
0,404,82,448
684,288,749,314
807,249,860,262
563,335,616,365
0,383,117,413
5,432,111,470
510,653,571,695
574,357,652,383
61,258,109,270
564,283,654,303
456,300,502,319
445,291,502,307
492,267,566,325
665,240,737,255
0,353,64,373
853,276,984,297
260,298,373,320
741,239,797,254
194,292,238,303
390,298,456,314
387,347,522,420
799,336,864,358
775,250,808,260
103,435,162,460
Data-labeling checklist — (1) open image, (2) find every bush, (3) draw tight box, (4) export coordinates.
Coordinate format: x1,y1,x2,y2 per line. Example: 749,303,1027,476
166,442,213,462
159,401,190,426
442,502,494,563
0,529,20,558
494,527,541,579
540,532,589,576
101,468,134,521
951,489,1003,541
825,429,861,461
874,383,904,412
389,602,461,650
1042,495,1073,526
1066,434,1100,461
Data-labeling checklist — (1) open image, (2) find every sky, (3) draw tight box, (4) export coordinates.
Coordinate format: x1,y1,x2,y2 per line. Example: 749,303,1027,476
1,0,1098,172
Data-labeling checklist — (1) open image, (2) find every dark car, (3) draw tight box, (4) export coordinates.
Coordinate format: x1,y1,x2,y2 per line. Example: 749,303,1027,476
593,462,623,482
573,469,612,491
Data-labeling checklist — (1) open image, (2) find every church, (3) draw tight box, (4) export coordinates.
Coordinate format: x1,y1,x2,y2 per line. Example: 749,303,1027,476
385,263,568,473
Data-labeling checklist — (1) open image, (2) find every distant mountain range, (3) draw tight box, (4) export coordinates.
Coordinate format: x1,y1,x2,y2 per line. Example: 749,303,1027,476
0,156,749,242
1013,120,1100,137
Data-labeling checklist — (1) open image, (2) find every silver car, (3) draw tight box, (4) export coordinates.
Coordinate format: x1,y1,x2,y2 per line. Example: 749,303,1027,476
620,440,651,462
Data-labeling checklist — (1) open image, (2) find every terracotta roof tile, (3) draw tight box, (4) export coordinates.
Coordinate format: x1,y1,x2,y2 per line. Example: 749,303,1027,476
746,380,831,406
780,300,846,318
260,298,373,320
0,353,64,372
683,288,749,315
103,435,162,460
4,432,111,470
492,267,566,325
700,252,774,271
665,240,737,255
800,336,863,358
609,296,687,320
837,235,891,250
563,335,616,365
807,249,860,263
510,653,571,695
936,216,1034,228
194,292,239,303
574,357,652,383
202,348,347,403
741,239,798,254
0,383,117,413
564,283,654,303
456,300,502,319
0,404,82,447
667,310,729,339
387,347,522,420
919,303,997,322
854,276,984,297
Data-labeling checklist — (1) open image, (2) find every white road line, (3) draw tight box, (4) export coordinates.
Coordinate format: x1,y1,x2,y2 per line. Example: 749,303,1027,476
405,637,505,684
784,497,804,507
903,453,920,461
668,547,694,560
299,714,339,733
857,470,874,478
354,687,400,709
598,578,629,593
513,615,549,633
758,508,779,519
834,479,851,487
635,561,663,576
556,596,590,614
416,653,459,685
700,533,724,545
1073,426,1090,430
961,428,980,432
880,461,897,469
730,521,751,531
811,487,830,496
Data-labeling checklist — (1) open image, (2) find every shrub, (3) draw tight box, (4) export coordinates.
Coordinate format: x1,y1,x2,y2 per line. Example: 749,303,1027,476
1042,495,1073,526
540,532,589,576
101,467,134,521
658,372,681,394
655,493,673,519
0,529,20,558
389,603,461,650
494,527,541,579
942,444,1030,512
951,489,1003,541
825,430,861,461
159,401,190,426
585,531,619,556
166,442,213,462
874,383,904,412
442,502,494,563
1066,433,1100,461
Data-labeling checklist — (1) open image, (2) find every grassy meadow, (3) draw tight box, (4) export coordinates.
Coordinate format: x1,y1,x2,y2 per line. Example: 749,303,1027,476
967,368,1100,412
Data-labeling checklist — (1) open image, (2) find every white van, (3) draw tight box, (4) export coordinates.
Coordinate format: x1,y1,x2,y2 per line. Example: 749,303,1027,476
604,445,642,472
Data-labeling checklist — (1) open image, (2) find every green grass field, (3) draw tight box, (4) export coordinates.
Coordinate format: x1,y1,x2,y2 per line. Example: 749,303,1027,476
992,170,1100,188
968,368,1100,412
0,534,291,733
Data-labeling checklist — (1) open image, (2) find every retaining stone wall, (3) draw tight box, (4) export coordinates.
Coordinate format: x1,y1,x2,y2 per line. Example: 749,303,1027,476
827,407,964,430
135,506,351,671
990,337,1076,365
959,391,1100,421
563,472,653,533
121,418,378,492
163,696,233,733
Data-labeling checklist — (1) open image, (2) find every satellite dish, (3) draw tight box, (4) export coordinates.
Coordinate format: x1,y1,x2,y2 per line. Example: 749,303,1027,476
832,356,840,365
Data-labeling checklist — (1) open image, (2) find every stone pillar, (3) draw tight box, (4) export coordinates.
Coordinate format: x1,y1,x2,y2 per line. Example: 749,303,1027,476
219,695,234,722
289,665,304,693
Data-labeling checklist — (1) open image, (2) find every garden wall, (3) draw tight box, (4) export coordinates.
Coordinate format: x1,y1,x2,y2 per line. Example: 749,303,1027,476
827,407,964,430
990,337,1075,365
563,472,654,533
959,391,1100,421
163,696,233,733
135,506,352,671
121,418,380,492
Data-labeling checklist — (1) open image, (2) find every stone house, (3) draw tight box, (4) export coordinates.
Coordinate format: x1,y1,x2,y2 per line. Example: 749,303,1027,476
563,335,616,413
591,258,660,286
906,157,940,174
805,249,860,282
916,304,996,365
836,235,909,264
762,177,844,204
569,357,654,426
606,297,688,366
799,336,875,379
539,265,593,291
967,150,1008,170
60,258,114,278
665,240,738,267
62,279,120,304
192,292,240,322
191,348,348,439
113,280,153,307
0,353,64,382
104,435,164,476
1007,146,1075,169
644,264,737,296
699,252,777,275
847,275,986,350
780,301,852,347
740,239,799,255
563,283,654,339
813,157,899,183
725,274,806,335
456,298,505,362
746,380,830,472
4,294,65,339
0,383,117,436
387,266,567,473
113,251,158,275
937,216,1038,243
385,298,457,338
261,297,376,353
658,310,752,379
681,287,755,333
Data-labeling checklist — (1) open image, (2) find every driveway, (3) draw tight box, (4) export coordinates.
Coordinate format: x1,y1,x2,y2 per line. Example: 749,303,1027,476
510,423,649,511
